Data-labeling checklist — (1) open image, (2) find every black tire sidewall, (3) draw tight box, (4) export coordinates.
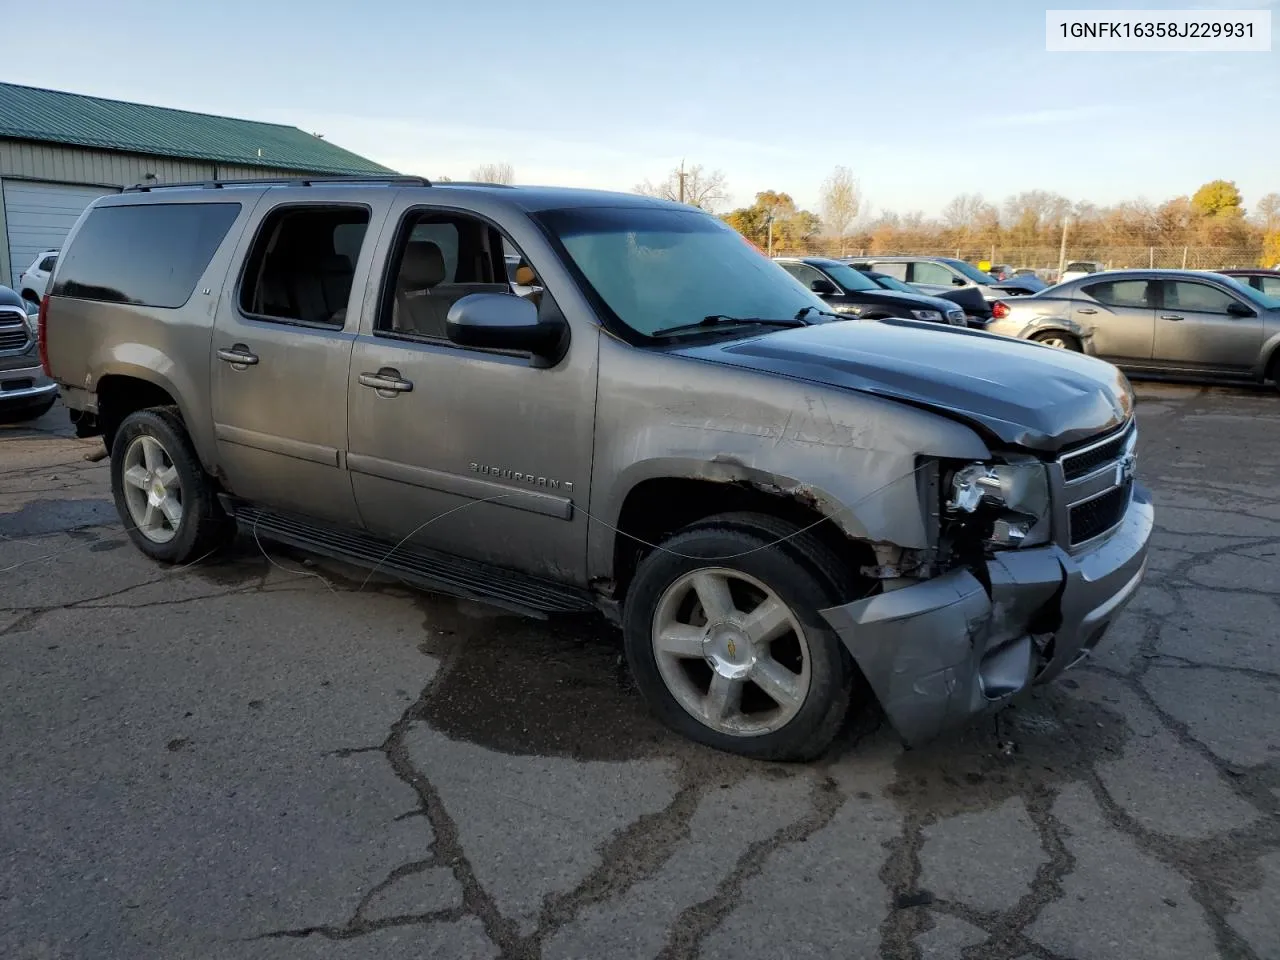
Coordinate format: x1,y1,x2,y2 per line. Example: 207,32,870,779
623,523,852,761
109,409,223,564
1033,331,1081,351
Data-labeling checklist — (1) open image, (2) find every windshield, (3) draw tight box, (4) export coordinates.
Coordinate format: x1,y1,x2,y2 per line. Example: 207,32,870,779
820,262,879,292
949,260,999,284
868,273,917,294
535,206,828,338
1216,273,1280,311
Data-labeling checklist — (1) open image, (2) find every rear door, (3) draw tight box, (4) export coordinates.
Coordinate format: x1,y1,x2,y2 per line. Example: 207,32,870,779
906,260,963,297
1073,277,1155,362
209,190,392,526
1153,278,1263,372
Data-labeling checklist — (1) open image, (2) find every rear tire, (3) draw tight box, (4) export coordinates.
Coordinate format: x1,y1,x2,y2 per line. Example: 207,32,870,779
1031,331,1081,351
622,512,859,761
110,407,231,564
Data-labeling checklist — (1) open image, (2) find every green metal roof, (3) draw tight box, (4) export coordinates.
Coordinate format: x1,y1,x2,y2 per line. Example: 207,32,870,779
0,82,396,176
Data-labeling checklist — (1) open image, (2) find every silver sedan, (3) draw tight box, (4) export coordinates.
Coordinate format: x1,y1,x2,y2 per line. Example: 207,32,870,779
984,269,1280,390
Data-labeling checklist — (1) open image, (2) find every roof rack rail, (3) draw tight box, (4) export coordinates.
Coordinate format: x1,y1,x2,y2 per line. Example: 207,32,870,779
123,175,431,193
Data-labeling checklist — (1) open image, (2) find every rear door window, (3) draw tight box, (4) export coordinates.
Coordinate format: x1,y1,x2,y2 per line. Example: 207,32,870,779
1252,276,1280,298
1083,279,1151,308
778,262,827,289
911,261,956,285
52,202,241,308
238,205,370,327
869,261,907,281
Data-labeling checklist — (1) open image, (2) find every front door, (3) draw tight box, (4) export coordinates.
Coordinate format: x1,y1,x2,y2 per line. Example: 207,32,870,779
1153,279,1263,372
345,202,598,582
1073,277,1156,362
209,194,390,526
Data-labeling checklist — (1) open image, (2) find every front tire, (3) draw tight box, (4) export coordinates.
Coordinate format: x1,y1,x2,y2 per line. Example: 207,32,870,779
110,407,230,563
622,513,857,761
1031,331,1081,351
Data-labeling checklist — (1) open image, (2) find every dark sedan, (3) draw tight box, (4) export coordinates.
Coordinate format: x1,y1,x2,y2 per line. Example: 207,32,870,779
774,257,967,326
1217,268,1280,299
860,270,990,329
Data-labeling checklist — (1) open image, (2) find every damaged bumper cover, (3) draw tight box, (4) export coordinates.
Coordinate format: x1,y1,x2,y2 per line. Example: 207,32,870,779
820,483,1153,746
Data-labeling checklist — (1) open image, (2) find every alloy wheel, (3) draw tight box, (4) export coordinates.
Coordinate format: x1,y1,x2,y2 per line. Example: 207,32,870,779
120,434,184,544
651,567,812,737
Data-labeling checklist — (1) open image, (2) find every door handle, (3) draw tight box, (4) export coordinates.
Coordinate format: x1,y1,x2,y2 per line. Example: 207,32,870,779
1161,314,1184,321
359,369,413,393
217,345,259,365
1076,308,1097,315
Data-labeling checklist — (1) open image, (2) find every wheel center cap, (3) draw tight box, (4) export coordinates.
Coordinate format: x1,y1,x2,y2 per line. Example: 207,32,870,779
703,623,754,680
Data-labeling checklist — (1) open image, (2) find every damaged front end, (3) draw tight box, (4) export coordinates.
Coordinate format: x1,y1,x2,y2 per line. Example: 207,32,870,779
821,425,1153,747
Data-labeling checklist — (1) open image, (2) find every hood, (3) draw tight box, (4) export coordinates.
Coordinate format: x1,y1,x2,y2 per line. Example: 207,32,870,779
670,320,1133,452
989,277,1043,295
843,289,959,314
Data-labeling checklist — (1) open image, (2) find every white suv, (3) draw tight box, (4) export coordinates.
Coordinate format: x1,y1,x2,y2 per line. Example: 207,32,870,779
17,250,58,305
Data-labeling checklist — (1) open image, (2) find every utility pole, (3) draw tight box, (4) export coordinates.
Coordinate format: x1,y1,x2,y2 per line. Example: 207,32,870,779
678,159,687,205
1057,217,1070,278
766,212,775,257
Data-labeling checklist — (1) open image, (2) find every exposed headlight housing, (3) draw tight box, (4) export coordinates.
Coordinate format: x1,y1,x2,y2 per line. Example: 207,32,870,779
831,304,863,315
946,459,1050,547
910,309,943,323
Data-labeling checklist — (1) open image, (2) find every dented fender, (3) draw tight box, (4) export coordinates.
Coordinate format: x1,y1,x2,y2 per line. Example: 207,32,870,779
585,337,991,582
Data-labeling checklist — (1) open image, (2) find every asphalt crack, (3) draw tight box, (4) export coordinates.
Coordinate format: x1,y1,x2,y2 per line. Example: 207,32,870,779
655,773,845,960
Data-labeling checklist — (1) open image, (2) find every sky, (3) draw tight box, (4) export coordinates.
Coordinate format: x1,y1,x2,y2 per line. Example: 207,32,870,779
7,0,1278,219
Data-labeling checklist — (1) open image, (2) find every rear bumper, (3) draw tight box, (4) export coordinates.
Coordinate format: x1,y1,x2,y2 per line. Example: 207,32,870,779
820,483,1153,746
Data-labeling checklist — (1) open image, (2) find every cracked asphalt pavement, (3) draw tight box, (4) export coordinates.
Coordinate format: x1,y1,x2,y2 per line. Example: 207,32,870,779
2,383,1279,960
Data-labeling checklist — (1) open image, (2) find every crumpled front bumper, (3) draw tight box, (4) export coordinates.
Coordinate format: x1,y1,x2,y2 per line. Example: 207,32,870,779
820,483,1153,746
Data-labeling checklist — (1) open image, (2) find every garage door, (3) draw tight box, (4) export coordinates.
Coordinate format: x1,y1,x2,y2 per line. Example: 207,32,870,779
3,180,119,288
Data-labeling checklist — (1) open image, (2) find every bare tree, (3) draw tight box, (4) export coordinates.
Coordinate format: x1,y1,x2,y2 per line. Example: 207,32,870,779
471,162,514,184
1252,192,1280,234
635,162,728,212
942,193,988,232
818,166,860,255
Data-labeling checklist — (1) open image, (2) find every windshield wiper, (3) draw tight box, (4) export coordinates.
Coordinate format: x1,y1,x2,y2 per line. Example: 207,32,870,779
794,305,842,321
649,315,806,339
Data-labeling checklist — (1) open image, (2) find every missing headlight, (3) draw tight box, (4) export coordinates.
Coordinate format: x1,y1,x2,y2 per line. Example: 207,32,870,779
943,458,1051,548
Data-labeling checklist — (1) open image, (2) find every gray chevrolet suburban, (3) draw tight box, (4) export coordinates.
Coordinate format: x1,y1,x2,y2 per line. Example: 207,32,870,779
41,176,1153,760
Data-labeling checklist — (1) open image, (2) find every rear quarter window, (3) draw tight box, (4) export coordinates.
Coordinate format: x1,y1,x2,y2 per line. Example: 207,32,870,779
52,202,241,308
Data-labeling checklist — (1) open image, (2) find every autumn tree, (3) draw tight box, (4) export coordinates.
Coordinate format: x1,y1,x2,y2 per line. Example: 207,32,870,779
1154,196,1192,246
819,166,860,255
1190,179,1244,218
722,191,821,255
635,162,728,212
471,162,514,184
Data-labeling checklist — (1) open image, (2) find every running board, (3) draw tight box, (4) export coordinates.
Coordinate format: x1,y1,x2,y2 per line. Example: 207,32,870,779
223,499,598,619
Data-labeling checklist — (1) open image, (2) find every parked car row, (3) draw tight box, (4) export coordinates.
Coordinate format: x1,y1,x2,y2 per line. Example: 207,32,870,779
774,257,969,326
37,177,1154,761
984,268,1280,390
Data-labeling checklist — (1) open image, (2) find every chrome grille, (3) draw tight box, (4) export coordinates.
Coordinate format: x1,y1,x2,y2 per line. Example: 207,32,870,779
1052,421,1137,548
0,310,30,353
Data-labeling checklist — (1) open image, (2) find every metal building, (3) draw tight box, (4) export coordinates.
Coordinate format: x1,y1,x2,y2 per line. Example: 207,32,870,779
0,82,395,290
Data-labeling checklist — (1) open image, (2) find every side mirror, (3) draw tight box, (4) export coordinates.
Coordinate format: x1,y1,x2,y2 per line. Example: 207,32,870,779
952,276,968,286
1226,300,1255,318
810,278,838,295
446,293,566,361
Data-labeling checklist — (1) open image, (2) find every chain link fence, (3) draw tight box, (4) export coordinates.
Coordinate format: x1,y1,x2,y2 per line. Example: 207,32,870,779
793,241,1268,275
